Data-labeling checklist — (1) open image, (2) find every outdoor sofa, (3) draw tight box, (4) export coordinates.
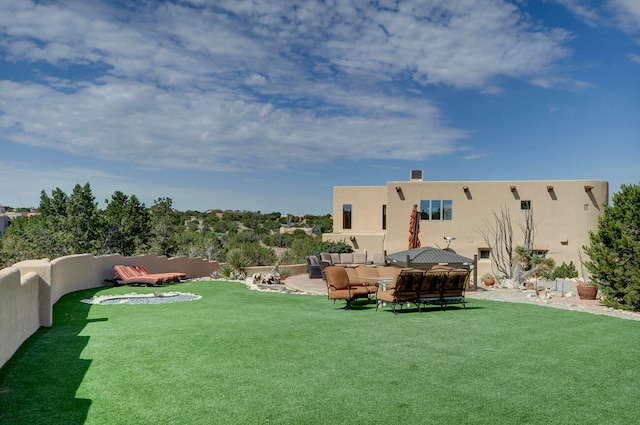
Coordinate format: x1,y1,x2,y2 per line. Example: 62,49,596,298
376,266,470,314
319,252,385,267
344,265,399,296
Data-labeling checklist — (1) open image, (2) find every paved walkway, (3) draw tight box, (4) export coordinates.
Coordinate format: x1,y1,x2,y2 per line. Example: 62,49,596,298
284,273,327,295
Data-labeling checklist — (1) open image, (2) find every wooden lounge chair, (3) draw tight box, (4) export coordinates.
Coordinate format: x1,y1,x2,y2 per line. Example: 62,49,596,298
131,265,186,281
112,265,185,286
324,266,369,309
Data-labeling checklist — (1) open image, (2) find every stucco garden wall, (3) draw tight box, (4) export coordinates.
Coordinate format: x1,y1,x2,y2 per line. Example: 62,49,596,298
0,268,40,369
0,254,220,369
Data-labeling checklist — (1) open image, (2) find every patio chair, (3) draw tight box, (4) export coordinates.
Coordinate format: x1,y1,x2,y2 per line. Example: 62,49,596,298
324,266,369,309
307,256,329,279
376,269,422,314
441,268,470,309
418,267,450,307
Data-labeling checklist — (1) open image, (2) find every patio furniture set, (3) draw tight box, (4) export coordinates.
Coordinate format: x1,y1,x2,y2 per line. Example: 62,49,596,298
324,265,470,314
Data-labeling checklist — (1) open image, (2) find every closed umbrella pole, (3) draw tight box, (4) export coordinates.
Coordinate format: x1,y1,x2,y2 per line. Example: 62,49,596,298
408,204,421,249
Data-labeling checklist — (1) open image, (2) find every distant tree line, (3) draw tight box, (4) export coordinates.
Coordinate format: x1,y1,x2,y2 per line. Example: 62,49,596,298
0,182,339,269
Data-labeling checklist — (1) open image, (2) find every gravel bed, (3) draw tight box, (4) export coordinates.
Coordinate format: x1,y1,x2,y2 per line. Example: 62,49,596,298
82,292,201,305
468,287,640,321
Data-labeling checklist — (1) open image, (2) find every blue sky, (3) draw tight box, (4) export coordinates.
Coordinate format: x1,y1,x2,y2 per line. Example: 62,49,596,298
0,0,638,215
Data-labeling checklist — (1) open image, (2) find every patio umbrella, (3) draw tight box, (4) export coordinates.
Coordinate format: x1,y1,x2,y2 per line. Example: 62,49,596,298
386,247,474,269
408,204,421,249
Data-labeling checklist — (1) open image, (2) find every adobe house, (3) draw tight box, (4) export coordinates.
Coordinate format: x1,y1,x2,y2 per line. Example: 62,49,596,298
322,170,608,277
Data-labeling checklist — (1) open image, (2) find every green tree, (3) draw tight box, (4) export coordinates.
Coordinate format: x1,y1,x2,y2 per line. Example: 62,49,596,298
149,197,181,256
584,183,640,310
304,214,333,233
288,235,319,264
101,191,150,255
551,261,579,279
66,183,101,254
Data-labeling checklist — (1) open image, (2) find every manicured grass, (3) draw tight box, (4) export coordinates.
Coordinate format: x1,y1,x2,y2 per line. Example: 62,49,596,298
1,281,640,424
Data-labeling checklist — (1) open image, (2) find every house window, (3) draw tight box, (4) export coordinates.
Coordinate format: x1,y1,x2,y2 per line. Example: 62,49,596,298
521,200,531,210
431,200,441,220
420,199,453,221
420,200,430,220
443,200,453,220
382,204,386,230
342,204,352,229
479,248,491,259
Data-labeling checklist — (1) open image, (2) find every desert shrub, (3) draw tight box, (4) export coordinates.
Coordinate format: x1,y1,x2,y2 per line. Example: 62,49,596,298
235,244,278,266
263,233,291,248
222,248,251,278
233,230,259,244
314,240,353,255
552,261,579,279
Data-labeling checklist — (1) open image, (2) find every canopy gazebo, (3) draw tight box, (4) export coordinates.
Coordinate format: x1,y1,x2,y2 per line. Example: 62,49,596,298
385,247,478,290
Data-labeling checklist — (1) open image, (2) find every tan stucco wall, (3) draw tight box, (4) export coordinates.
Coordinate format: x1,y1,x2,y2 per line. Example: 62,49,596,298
326,179,608,277
0,268,40,369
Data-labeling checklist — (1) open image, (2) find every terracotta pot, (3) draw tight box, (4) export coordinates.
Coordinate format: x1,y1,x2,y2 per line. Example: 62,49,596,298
483,278,495,287
577,285,597,300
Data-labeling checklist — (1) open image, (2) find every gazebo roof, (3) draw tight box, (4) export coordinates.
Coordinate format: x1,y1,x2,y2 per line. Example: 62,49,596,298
386,247,474,268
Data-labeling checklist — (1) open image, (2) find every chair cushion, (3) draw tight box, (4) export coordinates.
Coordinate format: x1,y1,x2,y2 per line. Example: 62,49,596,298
324,266,349,289
376,267,399,278
353,253,366,264
339,253,353,264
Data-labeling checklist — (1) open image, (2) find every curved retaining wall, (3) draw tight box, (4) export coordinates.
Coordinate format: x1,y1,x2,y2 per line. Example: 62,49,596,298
0,254,220,369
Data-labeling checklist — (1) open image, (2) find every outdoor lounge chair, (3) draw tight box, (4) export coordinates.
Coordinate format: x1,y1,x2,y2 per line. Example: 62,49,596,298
112,265,186,286
324,266,369,309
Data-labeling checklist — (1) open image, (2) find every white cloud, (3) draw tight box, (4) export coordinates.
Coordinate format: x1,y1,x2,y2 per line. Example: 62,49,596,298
550,0,640,33
530,76,594,91
610,0,640,32
0,0,575,173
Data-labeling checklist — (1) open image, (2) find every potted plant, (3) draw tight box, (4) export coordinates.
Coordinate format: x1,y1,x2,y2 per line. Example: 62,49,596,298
576,250,598,300
576,280,598,300
482,273,495,287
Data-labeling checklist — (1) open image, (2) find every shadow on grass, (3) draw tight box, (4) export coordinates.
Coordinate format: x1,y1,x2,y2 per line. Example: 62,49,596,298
375,304,485,314
0,287,107,425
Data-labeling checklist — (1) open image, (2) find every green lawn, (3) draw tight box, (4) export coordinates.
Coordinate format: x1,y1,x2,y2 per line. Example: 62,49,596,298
1,281,639,424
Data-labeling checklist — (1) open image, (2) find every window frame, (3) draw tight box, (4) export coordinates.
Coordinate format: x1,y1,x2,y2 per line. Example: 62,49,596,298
420,199,453,221
342,204,352,230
